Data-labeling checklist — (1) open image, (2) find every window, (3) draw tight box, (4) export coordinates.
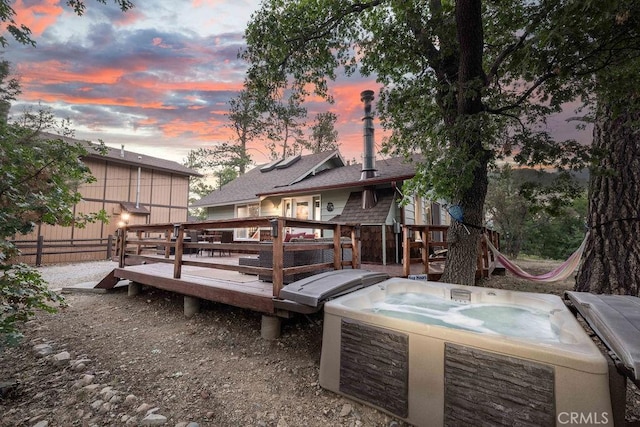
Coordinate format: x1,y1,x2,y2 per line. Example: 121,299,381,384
282,196,320,236
235,203,260,240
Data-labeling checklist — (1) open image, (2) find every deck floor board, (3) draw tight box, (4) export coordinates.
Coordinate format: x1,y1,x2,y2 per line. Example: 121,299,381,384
114,262,275,313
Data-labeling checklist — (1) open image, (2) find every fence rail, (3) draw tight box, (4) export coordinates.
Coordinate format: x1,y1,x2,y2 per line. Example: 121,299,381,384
9,236,116,266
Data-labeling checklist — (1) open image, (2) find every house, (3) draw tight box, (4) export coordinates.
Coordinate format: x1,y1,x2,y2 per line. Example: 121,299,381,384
192,150,448,264
12,134,201,265
193,90,449,264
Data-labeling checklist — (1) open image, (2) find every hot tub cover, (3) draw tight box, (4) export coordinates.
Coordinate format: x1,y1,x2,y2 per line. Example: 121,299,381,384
566,291,640,384
278,269,389,307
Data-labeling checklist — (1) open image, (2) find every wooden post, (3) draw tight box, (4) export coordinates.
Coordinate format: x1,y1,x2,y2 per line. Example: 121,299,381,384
425,226,431,276
164,229,171,258
333,224,342,270
421,228,428,274
402,225,411,277
173,224,184,279
35,235,44,266
271,218,284,297
118,228,127,268
350,226,360,269
136,230,143,255
107,235,113,260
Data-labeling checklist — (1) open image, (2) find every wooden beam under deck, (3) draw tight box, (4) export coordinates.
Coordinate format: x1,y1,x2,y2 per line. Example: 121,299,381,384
114,262,276,314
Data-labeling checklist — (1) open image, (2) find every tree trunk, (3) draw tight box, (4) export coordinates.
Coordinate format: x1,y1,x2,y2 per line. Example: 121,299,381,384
440,0,490,286
575,103,640,295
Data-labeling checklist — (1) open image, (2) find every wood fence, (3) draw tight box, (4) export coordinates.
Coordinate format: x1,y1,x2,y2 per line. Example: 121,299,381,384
9,236,116,266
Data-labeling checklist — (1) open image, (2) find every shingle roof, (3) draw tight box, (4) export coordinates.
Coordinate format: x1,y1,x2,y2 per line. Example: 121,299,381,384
257,154,420,197
192,151,345,207
40,132,201,177
84,143,200,177
330,188,398,224
193,152,421,208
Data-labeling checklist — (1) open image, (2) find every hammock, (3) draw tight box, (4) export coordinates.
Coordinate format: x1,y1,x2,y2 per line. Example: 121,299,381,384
484,235,588,283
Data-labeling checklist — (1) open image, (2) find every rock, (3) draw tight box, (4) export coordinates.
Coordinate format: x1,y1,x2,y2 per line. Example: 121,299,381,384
32,421,49,427
83,384,101,393
99,401,112,413
136,403,154,413
340,403,353,417
121,415,130,423
140,413,168,426
277,417,288,427
33,343,53,356
90,399,104,410
109,394,122,403
103,390,117,401
146,407,160,415
52,351,71,365
74,362,86,371
0,381,18,399
175,423,188,427
124,394,137,405
185,423,199,427
99,386,113,395
78,374,95,386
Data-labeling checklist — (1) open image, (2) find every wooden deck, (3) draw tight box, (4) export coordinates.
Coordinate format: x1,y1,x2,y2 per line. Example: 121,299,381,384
114,261,276,313
106,217,500,318
108,217,362,316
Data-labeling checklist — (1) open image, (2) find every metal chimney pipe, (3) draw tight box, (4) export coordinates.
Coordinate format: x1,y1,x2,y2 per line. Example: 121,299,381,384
360,90,376,180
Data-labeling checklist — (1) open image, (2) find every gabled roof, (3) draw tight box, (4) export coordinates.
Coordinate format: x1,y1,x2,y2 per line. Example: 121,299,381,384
192,151,344,207
257,155,420,197
193,151,421,208
330,188,398,224
40,132,201,177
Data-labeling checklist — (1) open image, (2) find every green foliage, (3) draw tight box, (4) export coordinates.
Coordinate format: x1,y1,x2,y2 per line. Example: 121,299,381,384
263,94,307,159
1,261,66,350
0,111,107,348
0,0,134,47
522,195,587,260
0,0,131,349
0,111,106,239
241,0,639,283
243,0,637,199
485,165,587,259
301,111,340,154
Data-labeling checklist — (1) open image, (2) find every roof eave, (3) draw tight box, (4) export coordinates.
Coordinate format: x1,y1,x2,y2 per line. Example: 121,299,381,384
256,174,414,198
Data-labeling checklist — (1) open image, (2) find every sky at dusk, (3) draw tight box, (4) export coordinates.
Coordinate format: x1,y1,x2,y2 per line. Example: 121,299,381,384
4,0,380,166
4,1,591,168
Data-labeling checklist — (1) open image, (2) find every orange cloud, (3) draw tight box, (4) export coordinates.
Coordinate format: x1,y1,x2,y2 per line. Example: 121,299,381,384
11,0,63,37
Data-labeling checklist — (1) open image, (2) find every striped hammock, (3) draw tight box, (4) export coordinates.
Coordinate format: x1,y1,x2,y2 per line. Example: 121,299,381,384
485,235,588,283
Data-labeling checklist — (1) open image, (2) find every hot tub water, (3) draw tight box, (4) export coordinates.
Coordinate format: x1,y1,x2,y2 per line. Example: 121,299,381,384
368,291,561,341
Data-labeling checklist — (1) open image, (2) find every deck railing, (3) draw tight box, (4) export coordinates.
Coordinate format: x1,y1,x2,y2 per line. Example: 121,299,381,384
117,217,361,297
402,224,500,279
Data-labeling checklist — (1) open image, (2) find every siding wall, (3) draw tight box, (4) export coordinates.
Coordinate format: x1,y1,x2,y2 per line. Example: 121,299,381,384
12,157,191,265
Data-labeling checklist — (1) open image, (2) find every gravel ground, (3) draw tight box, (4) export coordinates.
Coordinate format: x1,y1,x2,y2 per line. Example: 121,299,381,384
35,260,119,290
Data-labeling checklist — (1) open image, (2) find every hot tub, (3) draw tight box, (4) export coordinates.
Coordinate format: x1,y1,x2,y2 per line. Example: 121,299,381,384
319,278,613,426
